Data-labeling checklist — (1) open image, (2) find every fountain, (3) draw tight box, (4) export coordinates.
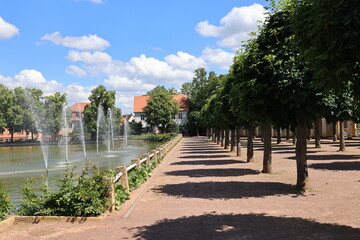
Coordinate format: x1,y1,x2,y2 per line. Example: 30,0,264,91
77,104,87,160
60,104,69,164
96,104,105,155
108,108,115,150
123,119,129,148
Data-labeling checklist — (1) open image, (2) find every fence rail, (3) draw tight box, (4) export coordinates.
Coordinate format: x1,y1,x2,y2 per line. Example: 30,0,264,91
105,134,182,212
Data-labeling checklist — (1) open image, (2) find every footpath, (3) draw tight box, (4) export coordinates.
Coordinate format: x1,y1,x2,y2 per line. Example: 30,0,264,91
1,136,360,239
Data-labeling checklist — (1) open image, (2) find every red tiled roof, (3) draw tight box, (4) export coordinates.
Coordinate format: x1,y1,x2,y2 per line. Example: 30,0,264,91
70,102,90,112
134,95,188,113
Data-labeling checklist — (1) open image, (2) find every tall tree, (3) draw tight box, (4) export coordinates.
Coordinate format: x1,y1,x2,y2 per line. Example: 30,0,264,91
144,86,179,134
43,92,67,141
84,85,116,140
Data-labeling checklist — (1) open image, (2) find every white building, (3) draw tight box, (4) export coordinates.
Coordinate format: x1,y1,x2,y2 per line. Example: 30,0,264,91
133,95,188,132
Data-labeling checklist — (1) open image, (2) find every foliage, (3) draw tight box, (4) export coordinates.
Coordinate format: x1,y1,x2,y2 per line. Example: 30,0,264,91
128,165,153,191
43,92,67,140
129,120,143,135
0,186,13,221
166,121,178,133
84,85,117,140
291,0,360,91
144,86,179,133
114,184,130,210
129,133,176,142
17,165,110,217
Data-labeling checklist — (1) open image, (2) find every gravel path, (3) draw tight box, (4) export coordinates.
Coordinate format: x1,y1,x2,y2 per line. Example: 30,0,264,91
1,136,360,239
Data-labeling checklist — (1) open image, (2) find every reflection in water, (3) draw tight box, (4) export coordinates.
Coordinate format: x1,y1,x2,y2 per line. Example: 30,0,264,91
0,140,161,205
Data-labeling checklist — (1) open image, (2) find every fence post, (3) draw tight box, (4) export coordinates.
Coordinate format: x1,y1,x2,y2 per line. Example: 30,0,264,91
116,166,129,190
151,150,158,163
132,158,141,168
143,153,151,166
105,177,115,212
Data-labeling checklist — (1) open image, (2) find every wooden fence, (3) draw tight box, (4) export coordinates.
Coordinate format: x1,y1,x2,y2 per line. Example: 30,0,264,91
105,134,182,211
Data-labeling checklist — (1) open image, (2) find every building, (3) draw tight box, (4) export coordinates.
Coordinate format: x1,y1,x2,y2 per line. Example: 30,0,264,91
133,95,188,132
69,102,90,134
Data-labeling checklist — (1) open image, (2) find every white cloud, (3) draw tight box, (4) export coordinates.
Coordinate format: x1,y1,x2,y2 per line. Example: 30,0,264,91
165,51,206,71
0,17,19,39
196,3,266,49
201,48,235,70
0,70,93,105
41,32,110,51
89,0,103,3
65,65,87,77
104,76,155,92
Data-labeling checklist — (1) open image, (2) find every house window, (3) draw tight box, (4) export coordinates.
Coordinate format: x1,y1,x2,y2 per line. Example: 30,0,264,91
141,115,145,120
178,112,183,120
172,115,176,120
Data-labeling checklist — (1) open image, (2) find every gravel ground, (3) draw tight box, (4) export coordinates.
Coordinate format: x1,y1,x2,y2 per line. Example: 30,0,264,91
1,136,360,240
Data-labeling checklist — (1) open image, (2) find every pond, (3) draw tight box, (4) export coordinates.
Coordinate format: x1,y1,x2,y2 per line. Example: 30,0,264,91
0,140,162,205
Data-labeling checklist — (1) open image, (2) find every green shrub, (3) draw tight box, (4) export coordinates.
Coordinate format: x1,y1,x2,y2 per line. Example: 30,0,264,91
128,165,153,191
166,122,178,133
17,165,110,217
0,187,13,221
129,133,176,142
114,184,130,210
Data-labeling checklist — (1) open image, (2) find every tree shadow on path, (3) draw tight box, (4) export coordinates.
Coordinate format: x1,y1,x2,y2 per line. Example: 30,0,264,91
287,154,360,161
165,168,259,178
171,159,245,166
310,161,360,171
154,181,298,200
133,213,360,240
179,154,230,159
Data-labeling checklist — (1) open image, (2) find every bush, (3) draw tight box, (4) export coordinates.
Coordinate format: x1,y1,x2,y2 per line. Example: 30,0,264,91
128,165,152,191
129,133,176,142
17,164,110,217
129,120,143,135
166,122,178,133
0,187,13,221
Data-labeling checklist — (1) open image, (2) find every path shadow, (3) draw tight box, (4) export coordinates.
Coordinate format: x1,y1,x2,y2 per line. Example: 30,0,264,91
154,181,297,200
274,150,318,154
310,161,360,171
179,155,229,159
133,213,360,240
171,160,245,166
165,168,259,178
180,150,230,154
287,154,360,161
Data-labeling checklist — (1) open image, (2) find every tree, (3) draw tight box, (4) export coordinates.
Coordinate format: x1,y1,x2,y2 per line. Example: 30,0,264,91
84,85,116,140
144,86,179,134
43,92,67,141
129,120,143,135
180,82,193,96
291,0,360,91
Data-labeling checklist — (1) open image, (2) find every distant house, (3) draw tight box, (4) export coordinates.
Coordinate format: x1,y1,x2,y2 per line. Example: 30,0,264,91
122,114,135,123
69,102,90,134
133,95,188,132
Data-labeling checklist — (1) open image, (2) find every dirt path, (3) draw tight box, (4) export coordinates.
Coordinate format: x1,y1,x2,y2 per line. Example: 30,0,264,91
1,136,360,239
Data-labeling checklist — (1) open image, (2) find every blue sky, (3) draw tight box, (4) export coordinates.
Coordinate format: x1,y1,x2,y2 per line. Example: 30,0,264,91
0,0,268,113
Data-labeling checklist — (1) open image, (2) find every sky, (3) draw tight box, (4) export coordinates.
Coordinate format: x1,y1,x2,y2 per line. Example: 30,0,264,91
0,0,268,114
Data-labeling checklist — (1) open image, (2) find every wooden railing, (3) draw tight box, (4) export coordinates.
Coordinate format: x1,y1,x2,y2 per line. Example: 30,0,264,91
105,134,182,211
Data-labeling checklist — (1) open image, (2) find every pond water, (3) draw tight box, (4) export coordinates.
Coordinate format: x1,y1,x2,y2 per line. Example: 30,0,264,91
0,140,161,205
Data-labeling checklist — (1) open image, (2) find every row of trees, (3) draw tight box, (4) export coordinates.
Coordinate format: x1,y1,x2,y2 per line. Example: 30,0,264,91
0,84,122,142
183,0,359,191
0,84,67,142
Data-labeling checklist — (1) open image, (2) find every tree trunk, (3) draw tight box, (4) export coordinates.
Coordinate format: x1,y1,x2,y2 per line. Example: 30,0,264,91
31,131,34,140
286,128,290,140
315,118,321,148
247,127,254,162
339,121,345,151
219,130,222,146
224,129,230,149
236,128,241,157
292,131,296,145
332,122,338,141
230,129,235,152
216,129,220,144
276,128,281,144
262,123,272,173
10,130,14,143
296,121,309,191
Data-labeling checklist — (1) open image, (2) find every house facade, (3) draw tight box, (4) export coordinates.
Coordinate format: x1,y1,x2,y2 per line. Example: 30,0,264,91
133,95,188,132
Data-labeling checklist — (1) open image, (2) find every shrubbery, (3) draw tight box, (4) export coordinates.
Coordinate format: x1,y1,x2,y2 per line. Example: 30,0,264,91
129,132,177,142
17,164,110,217
0,186,13,221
